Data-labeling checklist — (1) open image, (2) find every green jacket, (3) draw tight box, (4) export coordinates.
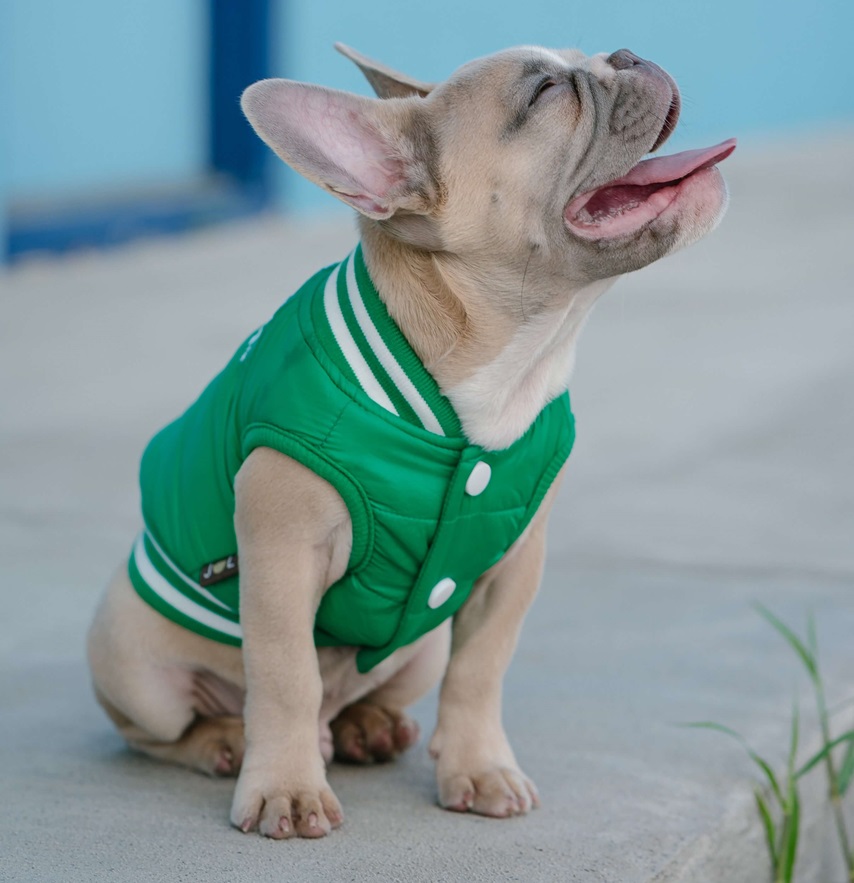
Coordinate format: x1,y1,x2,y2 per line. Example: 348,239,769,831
129,245,575,672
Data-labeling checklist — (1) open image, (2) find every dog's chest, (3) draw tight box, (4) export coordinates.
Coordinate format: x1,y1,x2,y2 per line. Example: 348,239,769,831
445,280,607,451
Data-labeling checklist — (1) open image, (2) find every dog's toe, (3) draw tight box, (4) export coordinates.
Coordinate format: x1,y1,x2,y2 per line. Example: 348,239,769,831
231,775,343,839
439,767,539,818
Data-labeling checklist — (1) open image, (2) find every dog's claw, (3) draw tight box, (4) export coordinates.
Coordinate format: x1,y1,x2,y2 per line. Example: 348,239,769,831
231,771,343,840
214,746,236,776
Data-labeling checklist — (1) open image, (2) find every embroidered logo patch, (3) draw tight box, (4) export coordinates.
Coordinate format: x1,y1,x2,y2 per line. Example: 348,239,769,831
199,555,239,587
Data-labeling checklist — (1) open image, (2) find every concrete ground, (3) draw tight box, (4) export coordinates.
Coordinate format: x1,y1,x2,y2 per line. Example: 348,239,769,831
2,132,853,882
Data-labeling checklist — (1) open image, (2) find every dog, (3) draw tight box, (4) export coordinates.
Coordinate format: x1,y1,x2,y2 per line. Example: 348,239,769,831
87,42,735,839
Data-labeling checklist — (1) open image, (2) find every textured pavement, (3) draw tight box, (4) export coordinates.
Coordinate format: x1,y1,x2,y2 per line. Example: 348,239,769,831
2,132,853,882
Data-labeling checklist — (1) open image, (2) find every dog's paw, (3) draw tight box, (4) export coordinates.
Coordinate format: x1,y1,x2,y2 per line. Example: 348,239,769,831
438,766,540,818
192,716,246,777
131,715,245,777
330,702,420,764
230,768,343,839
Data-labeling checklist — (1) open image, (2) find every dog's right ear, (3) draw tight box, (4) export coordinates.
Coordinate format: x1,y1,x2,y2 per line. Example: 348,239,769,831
241,79,437,220
334,43,435,99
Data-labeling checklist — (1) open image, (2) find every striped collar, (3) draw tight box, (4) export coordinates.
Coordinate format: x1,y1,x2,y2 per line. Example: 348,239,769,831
315,244,462,438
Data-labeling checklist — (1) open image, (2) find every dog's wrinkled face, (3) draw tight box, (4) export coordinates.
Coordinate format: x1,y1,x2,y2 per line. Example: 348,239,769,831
427,47,734,281
242,44,734,306
430,49,732,268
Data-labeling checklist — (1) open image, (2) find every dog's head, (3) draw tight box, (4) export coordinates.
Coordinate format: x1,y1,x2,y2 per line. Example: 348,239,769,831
242,44,734,303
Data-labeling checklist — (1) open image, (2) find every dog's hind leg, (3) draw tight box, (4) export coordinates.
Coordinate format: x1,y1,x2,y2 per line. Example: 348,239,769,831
87,565,247,776
96,689,245,776
330,618,450,764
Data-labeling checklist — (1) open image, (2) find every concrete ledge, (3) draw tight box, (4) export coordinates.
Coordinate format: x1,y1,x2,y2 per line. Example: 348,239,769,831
2,132,853,882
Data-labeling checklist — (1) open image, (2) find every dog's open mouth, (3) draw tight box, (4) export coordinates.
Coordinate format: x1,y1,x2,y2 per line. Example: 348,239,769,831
564,138,737,240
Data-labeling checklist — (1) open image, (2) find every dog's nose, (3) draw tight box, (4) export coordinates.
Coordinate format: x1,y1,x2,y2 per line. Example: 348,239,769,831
607,49,645,70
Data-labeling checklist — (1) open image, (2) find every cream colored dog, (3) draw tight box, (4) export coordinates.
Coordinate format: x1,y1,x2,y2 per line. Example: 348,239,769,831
87,43,734,839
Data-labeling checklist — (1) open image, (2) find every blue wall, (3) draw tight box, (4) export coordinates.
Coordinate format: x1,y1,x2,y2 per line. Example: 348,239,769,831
273,0,854,214
6,0,208,201
3,0,852,243
0,2,9,259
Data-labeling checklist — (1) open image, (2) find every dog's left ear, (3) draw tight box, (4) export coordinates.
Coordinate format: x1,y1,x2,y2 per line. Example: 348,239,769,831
334,43,435,99
241,79,437,219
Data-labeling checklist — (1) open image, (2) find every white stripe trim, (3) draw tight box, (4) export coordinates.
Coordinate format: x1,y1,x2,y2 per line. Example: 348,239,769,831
144,529,233,611
134,535,243,640
323,262,398,415
345,253,445,436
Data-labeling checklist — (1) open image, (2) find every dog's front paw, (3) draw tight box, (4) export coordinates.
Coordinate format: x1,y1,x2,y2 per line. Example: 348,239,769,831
230,764,343,839
431,725,540,818
438,765,540,817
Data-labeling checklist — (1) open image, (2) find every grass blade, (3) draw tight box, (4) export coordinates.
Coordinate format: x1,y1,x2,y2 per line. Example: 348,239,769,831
754,603,819,684
787,700,800,780
776,701,801,883
681,721,745,741
806,610,818,660
839,741,854,796
795,731,854,780
755,788,779,872
682,721,784,804
780,785,800,883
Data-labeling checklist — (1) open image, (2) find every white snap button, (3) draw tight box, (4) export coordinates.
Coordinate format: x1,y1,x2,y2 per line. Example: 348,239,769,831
427,578,457,609
465,461,491,496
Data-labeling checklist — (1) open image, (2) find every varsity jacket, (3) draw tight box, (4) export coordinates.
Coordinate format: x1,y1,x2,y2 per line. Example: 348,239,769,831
129,244,575,673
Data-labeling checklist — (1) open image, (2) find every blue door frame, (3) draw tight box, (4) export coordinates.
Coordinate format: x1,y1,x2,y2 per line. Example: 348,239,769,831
210,0,271,195
6,0,274,262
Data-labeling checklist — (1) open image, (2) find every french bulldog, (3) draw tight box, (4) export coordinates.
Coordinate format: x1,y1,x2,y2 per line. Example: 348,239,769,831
87,42,735,839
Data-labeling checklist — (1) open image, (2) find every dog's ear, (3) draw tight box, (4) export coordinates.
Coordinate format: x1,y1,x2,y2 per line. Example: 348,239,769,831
334,43,435,99
241,79,437,219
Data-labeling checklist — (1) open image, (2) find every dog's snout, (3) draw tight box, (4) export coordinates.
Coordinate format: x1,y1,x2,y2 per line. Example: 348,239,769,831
607,49,644,71
605,48,682,151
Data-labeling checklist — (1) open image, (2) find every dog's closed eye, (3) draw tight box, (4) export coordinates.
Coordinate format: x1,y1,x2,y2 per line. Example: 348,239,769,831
529,78,558,106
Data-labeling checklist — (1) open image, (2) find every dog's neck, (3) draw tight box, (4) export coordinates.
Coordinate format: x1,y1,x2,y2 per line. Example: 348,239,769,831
361,223,612,450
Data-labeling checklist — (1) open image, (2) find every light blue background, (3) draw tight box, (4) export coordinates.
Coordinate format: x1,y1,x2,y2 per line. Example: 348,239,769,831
4,0,207,201
274,0,854,214
3,0,852,217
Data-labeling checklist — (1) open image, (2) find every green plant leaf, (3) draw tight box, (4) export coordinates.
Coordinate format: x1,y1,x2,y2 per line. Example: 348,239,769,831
754,603,819,684
795,731,854,780
777,710,802,883
787,700,800,783
806,610,818,660
755,788,779,872
681,721,784,804
836,739,854,795
780,784,800,882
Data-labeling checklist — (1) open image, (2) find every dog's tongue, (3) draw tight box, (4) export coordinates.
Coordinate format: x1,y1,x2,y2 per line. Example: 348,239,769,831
611,138,737,187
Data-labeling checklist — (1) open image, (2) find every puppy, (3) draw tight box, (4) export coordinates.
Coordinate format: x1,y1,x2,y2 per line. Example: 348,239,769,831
87,43,734,839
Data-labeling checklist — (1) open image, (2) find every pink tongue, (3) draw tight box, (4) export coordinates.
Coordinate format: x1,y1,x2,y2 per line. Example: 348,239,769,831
610,138,737,187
